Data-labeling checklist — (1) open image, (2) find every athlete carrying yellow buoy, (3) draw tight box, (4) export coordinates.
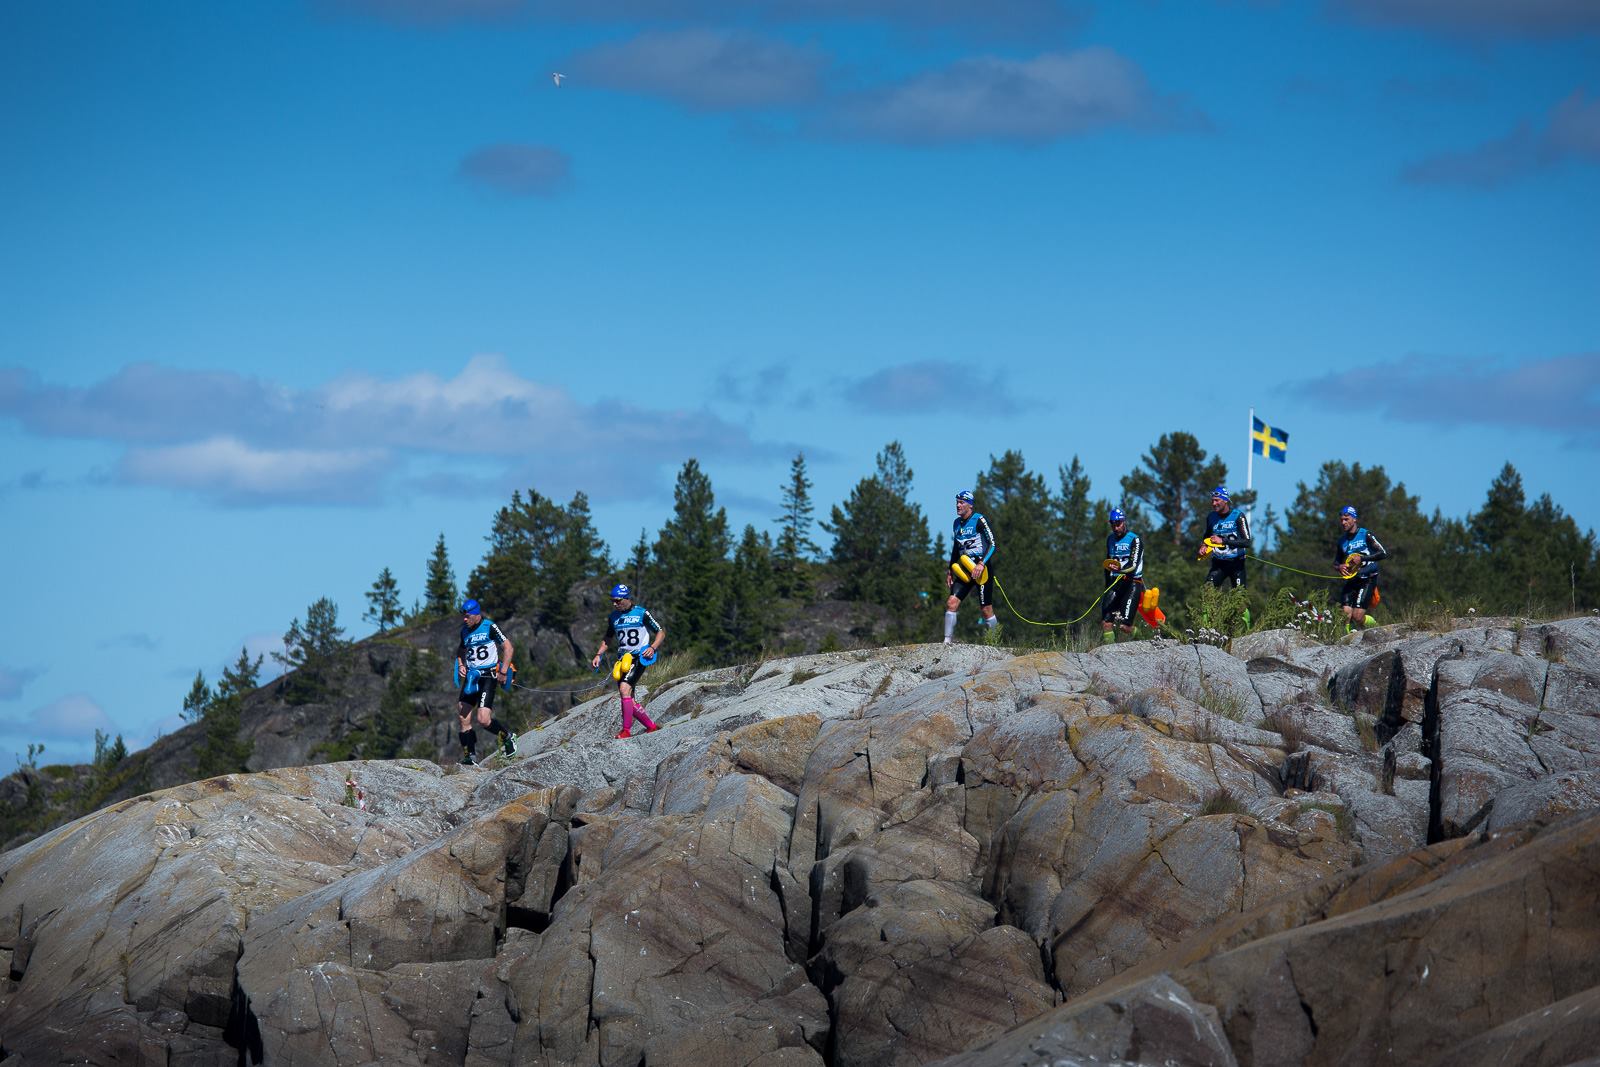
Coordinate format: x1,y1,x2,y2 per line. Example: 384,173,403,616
1102,507,1157,642
1336,505,1389,630
944,489,999,643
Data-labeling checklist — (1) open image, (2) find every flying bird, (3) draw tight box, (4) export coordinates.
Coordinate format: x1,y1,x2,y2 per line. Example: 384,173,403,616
551,72,565,87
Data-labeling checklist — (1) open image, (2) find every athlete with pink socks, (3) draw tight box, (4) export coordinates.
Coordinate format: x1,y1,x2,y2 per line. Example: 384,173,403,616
590,584,665,739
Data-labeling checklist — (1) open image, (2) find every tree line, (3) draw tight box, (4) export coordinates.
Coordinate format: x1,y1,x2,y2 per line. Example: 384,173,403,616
383,433,1599,664
170,431,1598,779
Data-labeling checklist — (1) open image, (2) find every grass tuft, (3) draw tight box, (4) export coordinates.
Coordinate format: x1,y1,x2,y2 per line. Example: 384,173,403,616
1199,789,1247,817
1259,707,1303,753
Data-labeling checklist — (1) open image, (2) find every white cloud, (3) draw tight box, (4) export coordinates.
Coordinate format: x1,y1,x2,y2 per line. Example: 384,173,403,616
120,438,391,506
5,693,119,743
1,356,799,506
824,48,1204,144
567,29,828,110
1403,89,1600,187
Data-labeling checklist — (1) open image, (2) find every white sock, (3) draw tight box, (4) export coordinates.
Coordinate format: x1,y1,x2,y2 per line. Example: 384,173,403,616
983,615,998,628
944,611,958,640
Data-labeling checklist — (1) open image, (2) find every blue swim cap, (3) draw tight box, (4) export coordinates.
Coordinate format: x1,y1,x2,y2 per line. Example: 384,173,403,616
609,584,631,600
1212,486,1230,501
1109,507,1126,524
461,598,481,615
1341,505,1358,519
955,490,975,505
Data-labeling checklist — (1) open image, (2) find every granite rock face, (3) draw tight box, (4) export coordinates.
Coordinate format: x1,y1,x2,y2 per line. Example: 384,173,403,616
2,617,1597,1066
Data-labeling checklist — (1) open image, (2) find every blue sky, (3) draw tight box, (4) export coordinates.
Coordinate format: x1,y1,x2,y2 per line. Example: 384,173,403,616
2,0,1596,764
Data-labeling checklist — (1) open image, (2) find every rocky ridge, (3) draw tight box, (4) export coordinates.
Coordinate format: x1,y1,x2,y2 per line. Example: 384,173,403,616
1,616,1597,1065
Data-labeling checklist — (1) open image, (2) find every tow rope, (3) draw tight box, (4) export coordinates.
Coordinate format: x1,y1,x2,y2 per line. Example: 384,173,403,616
993,574,1124,628
1242,553,1361,581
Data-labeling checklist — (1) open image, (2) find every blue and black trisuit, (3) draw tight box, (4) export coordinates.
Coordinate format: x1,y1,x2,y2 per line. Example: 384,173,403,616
606,604,663,687
1103,527,1146,625
1337,527,1388,611
457,615,513,757
950,511,998,610
1204,507,1252,588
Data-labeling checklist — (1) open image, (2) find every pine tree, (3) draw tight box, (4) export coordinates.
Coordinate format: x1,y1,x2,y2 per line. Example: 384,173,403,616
470,491,539,618
774,453,819,599
274,597,348,705
652,460,733,658
196,648,259,778
974,451,1056,623
356,650,429,760
364,566,402,633
1276,460,1434,611
823,442,932,634
468,488,610,637
727,525,778,658
424,534,457,618
1120,432,1241,548
181,670,213,724
1050,456,1110,620
628,528,651,598
543,492,609,633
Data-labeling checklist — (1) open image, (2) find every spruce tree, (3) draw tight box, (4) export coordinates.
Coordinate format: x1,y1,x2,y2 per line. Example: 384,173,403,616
727,525,778,658
974,451,1055,622
628,528,651,599
823,442,932,634
774,453,819,599
468,488,610,644
652,459,732,658
181,670,213,724
1051,456,1110,619
1276,460,1433,611
356,650,428,760
274,597,348,705
364,566,402,633
1120,432,1240,548
424,534,457,617
196,648,259,778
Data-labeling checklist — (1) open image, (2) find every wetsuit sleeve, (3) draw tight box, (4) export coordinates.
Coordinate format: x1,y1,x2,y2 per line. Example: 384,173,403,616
489,622,509,644
642,609,663,635
949,521,961,564
1362,534,1388,562
1219,512,1252,548
1128,534,1144,576
978,515,996,563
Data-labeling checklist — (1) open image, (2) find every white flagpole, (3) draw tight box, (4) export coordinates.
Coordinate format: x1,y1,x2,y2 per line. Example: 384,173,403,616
1246,407,1254,516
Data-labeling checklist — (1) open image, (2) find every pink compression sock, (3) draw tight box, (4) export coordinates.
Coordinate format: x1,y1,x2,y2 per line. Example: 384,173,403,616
634,704,657,731
621,697,636,734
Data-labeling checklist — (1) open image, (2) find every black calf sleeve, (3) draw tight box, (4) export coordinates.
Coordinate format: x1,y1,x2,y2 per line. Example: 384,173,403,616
458,729,476,751
485,718,507,736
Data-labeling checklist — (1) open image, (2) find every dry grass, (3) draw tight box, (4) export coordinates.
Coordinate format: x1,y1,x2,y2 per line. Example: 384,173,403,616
1258,707,1303,753
1353,713,1379,753
1299,800,1356,838
788,667,822,686
1199,789,1247,817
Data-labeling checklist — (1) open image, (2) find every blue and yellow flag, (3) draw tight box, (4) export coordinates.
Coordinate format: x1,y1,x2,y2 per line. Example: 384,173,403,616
1252,416,1288,462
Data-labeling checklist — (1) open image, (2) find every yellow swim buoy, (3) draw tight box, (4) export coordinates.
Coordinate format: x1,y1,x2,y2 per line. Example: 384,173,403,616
951,554,991,584
611,652,634,681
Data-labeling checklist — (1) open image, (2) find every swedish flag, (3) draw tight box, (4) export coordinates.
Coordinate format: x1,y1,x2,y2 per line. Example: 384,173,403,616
1252,416,1288,463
